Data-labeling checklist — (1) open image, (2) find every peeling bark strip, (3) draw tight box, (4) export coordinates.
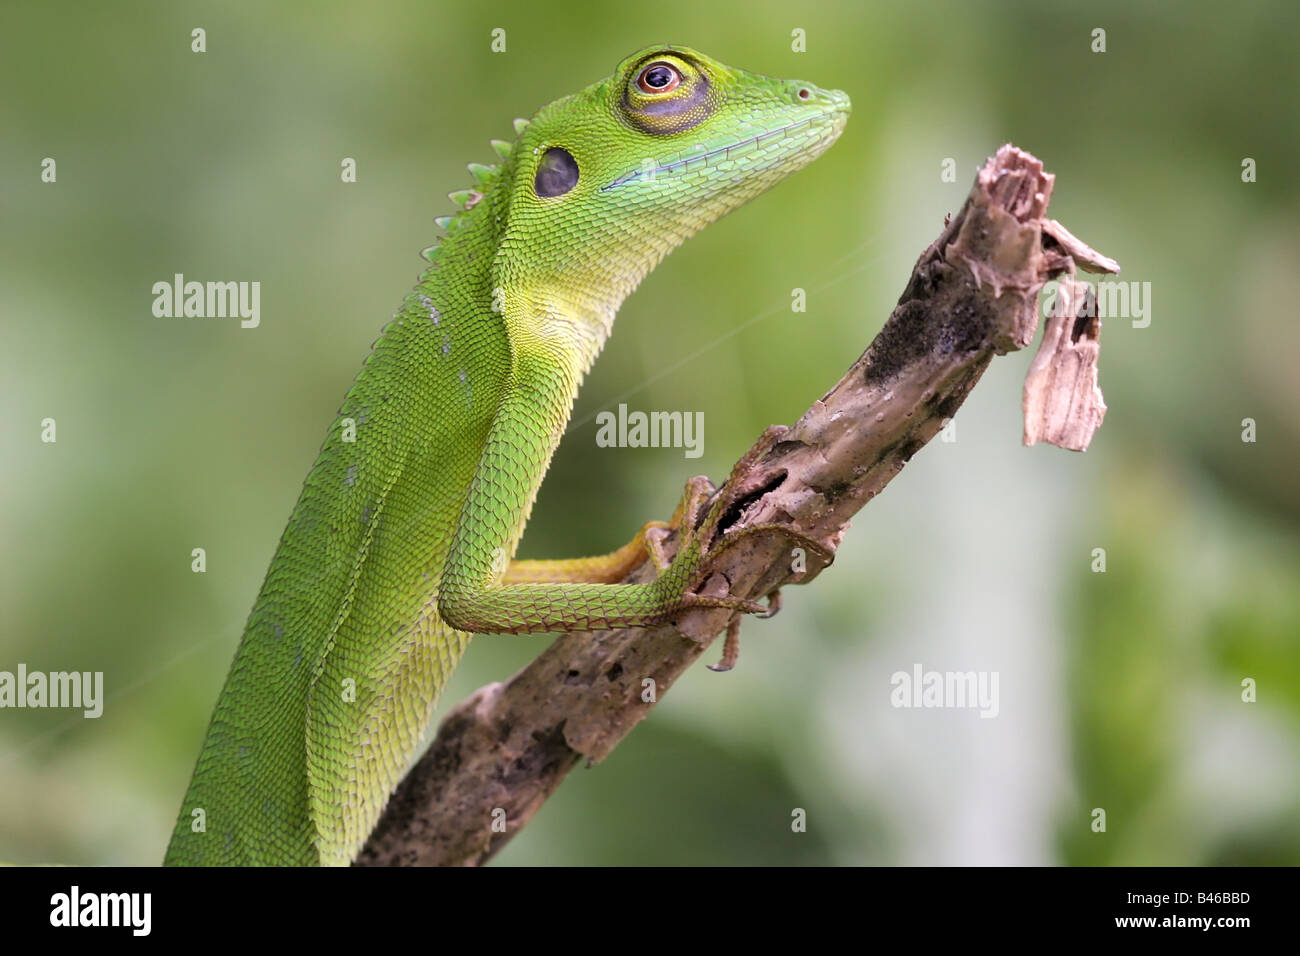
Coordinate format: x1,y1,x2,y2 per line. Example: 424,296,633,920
1023,220,1118,451
1023,276,1109,450
355,144,1120,867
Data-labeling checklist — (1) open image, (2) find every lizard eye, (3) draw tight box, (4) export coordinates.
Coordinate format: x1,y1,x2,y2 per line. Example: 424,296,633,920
534,146,579,198
620,53,709,135
636,62,682,94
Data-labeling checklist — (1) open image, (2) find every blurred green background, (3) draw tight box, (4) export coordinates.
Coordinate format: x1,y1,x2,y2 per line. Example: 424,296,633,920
3,0,1297,865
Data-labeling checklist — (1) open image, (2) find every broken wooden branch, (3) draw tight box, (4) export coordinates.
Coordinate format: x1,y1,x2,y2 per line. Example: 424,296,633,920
355,144,1119,866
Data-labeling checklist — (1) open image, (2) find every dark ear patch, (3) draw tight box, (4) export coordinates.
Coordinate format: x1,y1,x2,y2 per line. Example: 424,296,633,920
534,147,579,197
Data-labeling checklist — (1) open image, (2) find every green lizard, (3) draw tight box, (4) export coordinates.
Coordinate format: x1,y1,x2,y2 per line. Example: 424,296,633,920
164,45,849,866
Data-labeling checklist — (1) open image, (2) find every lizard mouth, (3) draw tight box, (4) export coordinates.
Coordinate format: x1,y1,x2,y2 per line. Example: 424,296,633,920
601,105,850,192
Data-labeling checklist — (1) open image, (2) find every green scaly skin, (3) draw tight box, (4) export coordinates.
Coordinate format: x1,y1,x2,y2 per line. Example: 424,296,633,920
164,45,849,866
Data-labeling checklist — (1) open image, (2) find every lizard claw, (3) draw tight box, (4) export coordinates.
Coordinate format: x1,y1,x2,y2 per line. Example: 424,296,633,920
679,591,768,616
704,590,778,672
707,615,743,672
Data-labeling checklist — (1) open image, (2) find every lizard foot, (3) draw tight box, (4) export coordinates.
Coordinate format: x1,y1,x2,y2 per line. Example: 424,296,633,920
651,426,835,668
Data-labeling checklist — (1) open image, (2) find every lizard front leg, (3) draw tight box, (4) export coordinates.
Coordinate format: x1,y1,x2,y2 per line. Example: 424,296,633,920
437,348,832,656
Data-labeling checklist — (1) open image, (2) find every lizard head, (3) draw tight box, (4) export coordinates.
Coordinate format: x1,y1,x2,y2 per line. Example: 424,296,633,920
492,45,850,328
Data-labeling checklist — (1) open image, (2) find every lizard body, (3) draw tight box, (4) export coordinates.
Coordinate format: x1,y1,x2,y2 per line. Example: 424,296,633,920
164,45,848,866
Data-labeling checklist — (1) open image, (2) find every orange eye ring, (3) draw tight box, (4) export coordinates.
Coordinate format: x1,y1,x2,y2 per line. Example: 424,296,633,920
636,61,682,95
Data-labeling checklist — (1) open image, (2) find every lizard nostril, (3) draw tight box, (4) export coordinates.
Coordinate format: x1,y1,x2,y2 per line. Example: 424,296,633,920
797,87,812,101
